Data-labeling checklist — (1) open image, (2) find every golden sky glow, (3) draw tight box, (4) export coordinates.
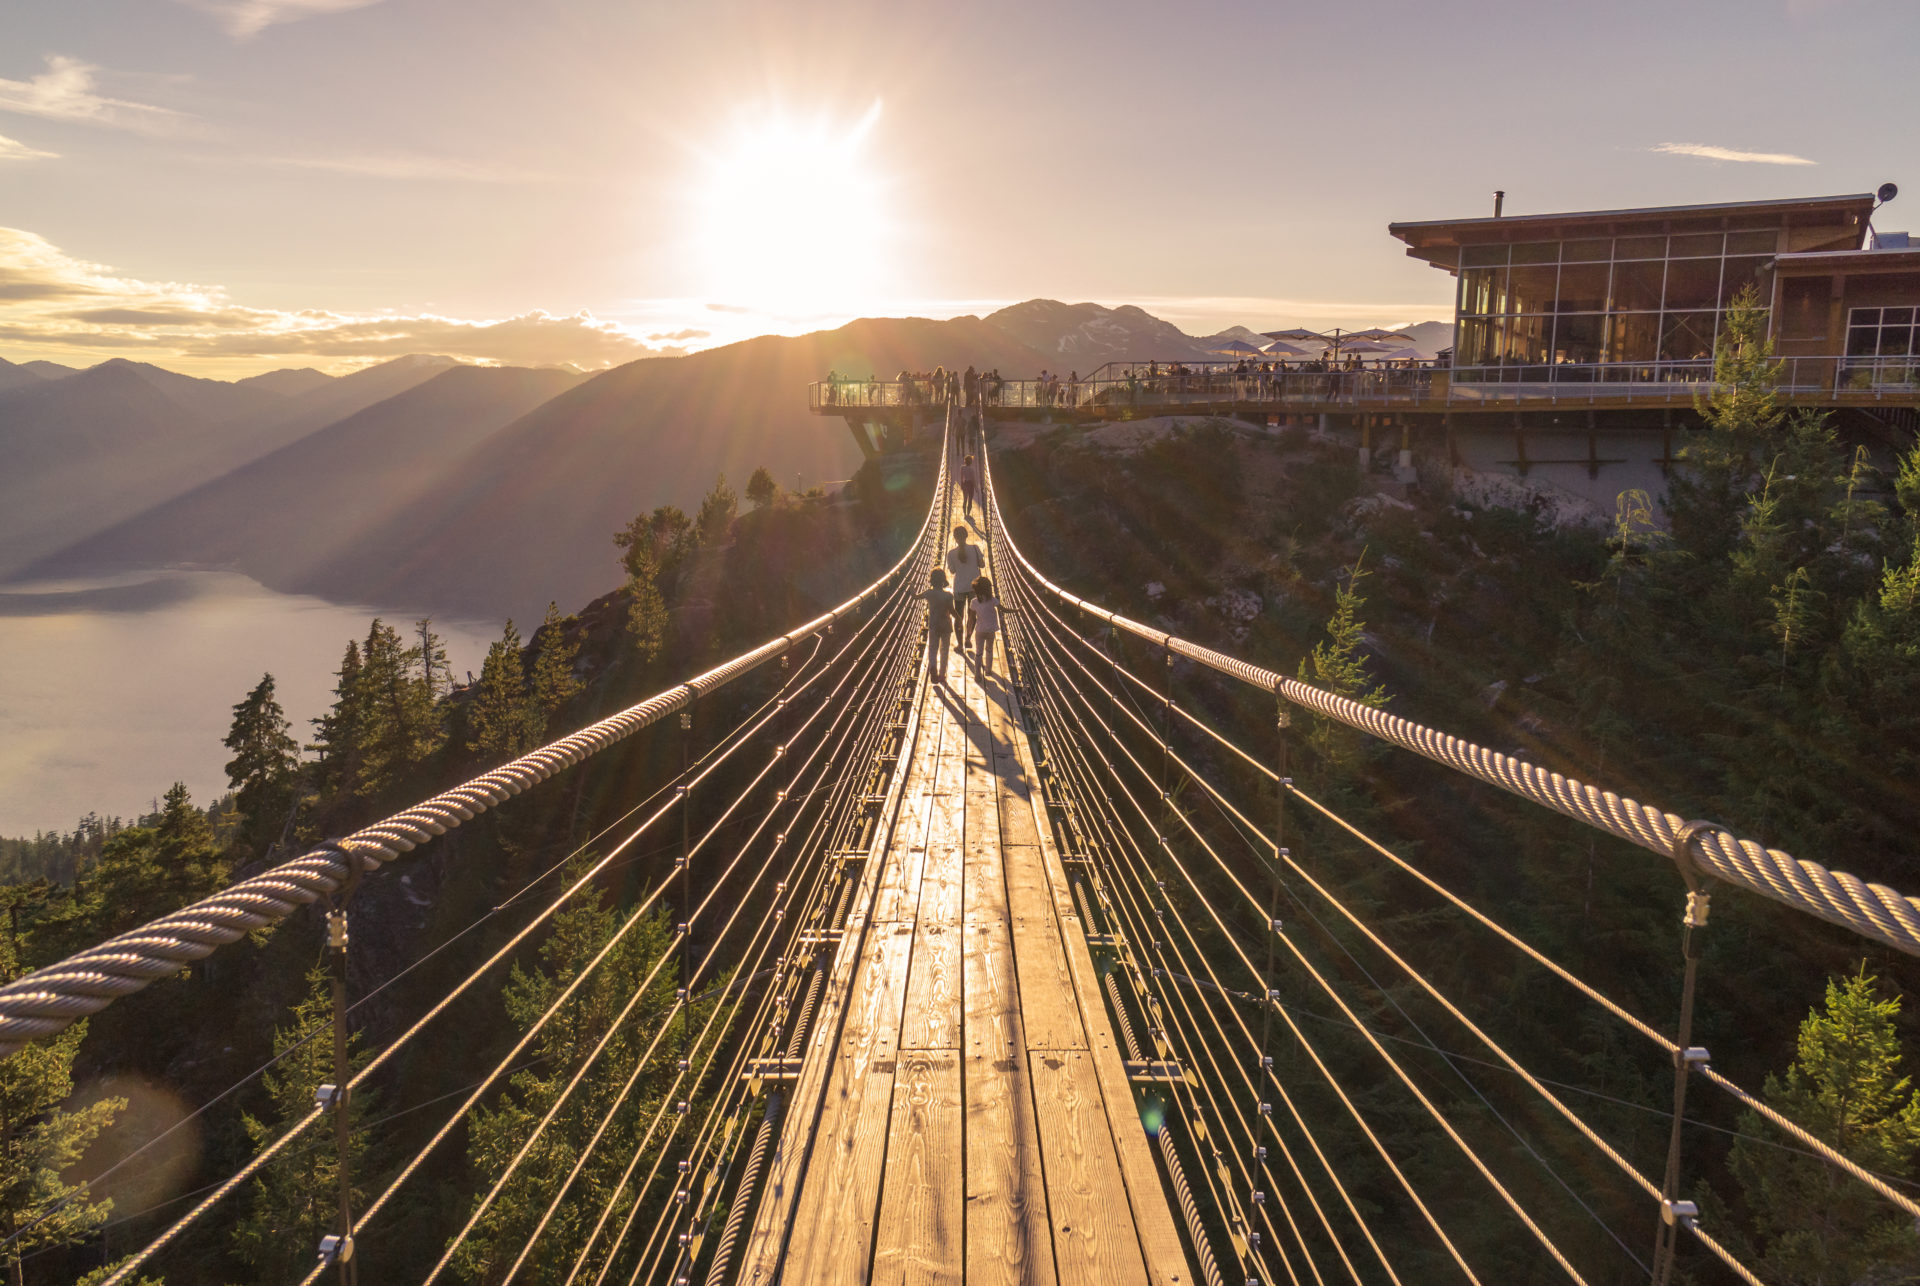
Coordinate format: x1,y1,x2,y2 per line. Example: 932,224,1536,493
0,0,1910,378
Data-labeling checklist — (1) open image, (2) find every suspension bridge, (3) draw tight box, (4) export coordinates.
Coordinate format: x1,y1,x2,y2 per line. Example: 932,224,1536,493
5,399,1920,1286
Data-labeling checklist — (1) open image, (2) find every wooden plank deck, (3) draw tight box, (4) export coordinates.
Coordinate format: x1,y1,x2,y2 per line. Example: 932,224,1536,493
740,505,1194,1285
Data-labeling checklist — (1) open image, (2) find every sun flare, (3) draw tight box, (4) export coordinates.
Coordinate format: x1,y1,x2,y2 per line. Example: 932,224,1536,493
691,102,894,318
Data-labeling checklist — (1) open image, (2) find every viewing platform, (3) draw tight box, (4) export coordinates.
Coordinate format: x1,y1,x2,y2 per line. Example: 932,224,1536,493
810,354,1920,429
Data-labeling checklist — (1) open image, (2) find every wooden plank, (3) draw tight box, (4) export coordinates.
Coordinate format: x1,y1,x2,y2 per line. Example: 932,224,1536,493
873,1051,964,1286
966,1048,1058,1286
996,658,1194,1286
900,919,960,1051
741,659,934,1283
1008,906,1085,1051
1028,1050,1151,1286
778,914,916,1281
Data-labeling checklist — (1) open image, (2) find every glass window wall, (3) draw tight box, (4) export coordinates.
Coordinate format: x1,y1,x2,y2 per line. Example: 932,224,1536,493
1451,228,1779,379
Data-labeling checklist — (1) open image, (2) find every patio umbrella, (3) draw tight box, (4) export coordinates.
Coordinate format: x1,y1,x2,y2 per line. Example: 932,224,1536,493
1208,339,1267,358
1338,340,1398,354
1341,327,1416,344
1261,340,1311,356
1262,328,1328,343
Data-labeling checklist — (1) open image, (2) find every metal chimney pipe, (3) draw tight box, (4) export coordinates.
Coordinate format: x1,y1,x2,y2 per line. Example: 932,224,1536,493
1493,190,1506,218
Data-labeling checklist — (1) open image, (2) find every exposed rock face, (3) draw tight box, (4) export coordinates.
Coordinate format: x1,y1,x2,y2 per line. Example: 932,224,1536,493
1450,467,1607,531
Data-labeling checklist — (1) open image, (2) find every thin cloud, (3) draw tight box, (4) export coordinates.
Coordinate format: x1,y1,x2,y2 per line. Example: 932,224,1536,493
1652,141,1816,166
180,0,387,39
0,226,679,371
0,56,184,134
0,133,55,161
262,150,552,184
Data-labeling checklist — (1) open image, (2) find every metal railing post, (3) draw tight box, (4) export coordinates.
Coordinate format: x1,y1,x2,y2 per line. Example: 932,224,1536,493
318,855,362,1283
1651,820,1716,1286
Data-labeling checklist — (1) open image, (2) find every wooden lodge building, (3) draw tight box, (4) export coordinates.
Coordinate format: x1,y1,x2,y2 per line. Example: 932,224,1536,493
811,189,1919,512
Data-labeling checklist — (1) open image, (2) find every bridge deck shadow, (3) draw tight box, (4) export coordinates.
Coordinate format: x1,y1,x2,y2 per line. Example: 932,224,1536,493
740,491,1191,1285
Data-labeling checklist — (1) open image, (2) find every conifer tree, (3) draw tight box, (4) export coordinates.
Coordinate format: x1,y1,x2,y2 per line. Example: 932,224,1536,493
1297,553,1387,778
696,474,737,546
529,603,582,739
625,544,670,667
416,617,452,701
1669,285,1787,562
223,673,300,860
0,925,124,1286
355,619,442,797
470,620,537,760
311,641,365,803
1731,968,1920,1283
745,465,778,510
233,966,369,1282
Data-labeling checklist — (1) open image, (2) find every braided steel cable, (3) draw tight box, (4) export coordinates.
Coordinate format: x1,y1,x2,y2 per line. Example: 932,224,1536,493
1013,601,1398,1286
1004,565,1372,1285
1005,575,1487,1282
1037,626,1586,1286
1027,593,1667,1211
982,455,1920,958
390,538,937,1286
0,456,949,1061
1024,554,1899,1263
577,526,940,1286
538,603,928,1286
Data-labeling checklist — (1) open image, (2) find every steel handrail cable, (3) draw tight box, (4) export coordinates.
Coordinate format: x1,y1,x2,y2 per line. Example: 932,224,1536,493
1003,581,1353,1286
1050,737,1340,1286
535,620,921,1286
650,606,936,1286
1021,650,1309,1286
99,729,741,1286
1011,608,1420,1286
378,553,934,1284
997,560,1385,1283
987,446,1401,1286
1022,592,1671,1212
0,443,951,1060
1067,600,1920,1253
1038,646,1582,1286
581,508,945,1286
1021,628,1491,1286
500,597,927,1286
1032,600,1680,1059
980,453,1920,958
593,462,948,1286
291,573,930,1286
0,652,814,1264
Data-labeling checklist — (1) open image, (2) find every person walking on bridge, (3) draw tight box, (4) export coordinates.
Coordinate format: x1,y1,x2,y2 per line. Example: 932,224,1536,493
946,525,984,647
920,569,955,684
963,365,978,408
971,574,1001,674
957,454,978,519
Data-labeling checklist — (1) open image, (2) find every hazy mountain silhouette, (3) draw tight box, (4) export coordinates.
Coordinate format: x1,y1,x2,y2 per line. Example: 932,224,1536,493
11,303,1449,619
234,367,335,396
40,365,587,594
0,354,465,579
0,356,76,392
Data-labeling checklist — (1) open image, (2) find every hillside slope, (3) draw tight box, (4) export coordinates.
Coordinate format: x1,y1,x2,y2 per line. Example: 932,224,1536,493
37,365,587,592
294,314,1047,619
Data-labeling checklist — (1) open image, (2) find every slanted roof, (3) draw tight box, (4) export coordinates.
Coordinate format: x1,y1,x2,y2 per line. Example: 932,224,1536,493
1770,246,1920,275
1388,193,1876,271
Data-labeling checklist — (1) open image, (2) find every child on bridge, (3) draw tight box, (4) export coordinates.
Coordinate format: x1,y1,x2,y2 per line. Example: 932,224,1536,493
920,569,955,684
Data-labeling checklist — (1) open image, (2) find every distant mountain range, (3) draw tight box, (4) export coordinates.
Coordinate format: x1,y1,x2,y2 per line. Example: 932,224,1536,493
12,302,1450,621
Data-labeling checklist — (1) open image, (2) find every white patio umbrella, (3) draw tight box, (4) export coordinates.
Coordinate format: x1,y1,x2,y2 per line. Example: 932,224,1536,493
1261,340,1311,356
1209,339,1267,358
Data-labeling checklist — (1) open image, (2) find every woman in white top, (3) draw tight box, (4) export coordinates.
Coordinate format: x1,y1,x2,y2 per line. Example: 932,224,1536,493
971,575,1001,673
946,526,983,645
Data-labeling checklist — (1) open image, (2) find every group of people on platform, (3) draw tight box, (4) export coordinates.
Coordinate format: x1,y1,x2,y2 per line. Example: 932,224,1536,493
823,354,1435,412
820,366,1007,409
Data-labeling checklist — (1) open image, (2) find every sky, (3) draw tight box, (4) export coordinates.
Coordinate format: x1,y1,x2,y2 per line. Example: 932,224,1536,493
0,0,1915,378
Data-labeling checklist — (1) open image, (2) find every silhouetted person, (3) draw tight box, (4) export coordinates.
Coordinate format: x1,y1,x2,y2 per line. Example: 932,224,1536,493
920,569,955,684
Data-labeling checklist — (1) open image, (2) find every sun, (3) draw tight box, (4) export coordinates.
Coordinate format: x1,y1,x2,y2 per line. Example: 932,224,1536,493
691,103,894,319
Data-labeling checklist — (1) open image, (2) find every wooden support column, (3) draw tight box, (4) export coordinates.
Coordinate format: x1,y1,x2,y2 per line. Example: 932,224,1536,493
1513,412,1530,477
